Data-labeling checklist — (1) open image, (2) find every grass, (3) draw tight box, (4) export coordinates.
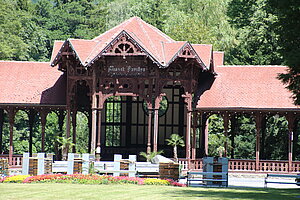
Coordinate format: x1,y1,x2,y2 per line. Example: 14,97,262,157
0,183,300,200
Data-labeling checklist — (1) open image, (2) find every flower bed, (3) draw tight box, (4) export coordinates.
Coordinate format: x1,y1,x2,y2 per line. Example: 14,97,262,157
3,175,30,183
1,174,185,187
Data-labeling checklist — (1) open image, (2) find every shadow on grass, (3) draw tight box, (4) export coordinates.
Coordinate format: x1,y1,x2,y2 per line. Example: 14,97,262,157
166,187,300,200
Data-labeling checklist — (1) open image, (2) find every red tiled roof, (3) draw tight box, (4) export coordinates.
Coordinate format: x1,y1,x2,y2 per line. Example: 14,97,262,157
192,44,212,67
51,40,64,64
0,61,66,105
51,17,214,70
163,41,187,64
213,51,224,68
69,39,97,64
197,65,298,110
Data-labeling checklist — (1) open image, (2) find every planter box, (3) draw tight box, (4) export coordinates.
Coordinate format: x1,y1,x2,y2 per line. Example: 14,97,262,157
159,163,179,180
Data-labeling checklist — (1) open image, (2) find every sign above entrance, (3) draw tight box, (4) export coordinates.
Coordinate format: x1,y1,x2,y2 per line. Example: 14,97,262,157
105,57,148,77
107,65,146,76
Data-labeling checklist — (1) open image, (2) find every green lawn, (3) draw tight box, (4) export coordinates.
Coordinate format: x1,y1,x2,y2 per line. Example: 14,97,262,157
0,183,299,200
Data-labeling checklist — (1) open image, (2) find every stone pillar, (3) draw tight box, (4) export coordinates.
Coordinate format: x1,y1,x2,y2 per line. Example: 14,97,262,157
22,152,30,175
8,109,16,166
67,153,75,174
287,113,296,172
37,153,45,175
147,104,153,154
113,154,122,177
82,153,90,175
0,109,4,154
40,111,47,153
128,155,136,177
72,110,77,153
222,113,229,157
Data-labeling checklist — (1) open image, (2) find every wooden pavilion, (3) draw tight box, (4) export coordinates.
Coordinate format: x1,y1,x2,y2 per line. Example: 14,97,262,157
0,17,299,172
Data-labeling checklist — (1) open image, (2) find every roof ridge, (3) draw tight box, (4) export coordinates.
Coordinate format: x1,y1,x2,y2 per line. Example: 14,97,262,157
135,17,174,42
137,18,160,61
93,17,136,41
161,41,166,64
0,60,50,64
84,40,104,64
69,38,94,41
192,44,213,46
165,41,186,44
68,40,84,64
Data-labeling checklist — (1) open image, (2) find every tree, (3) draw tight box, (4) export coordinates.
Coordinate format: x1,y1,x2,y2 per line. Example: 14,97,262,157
56,136,74,161
226,0,283,65
139,150,164,163
267,0,300,105
166,134,184,162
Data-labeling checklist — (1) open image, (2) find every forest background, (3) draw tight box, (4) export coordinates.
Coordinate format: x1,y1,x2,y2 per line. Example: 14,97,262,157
0,0,299,160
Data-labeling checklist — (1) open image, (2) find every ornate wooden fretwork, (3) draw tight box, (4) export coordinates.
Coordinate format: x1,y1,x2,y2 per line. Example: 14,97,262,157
103,34,146,59
179,45,195,60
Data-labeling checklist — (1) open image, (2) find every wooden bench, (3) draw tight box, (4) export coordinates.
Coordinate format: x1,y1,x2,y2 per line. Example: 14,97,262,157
264,174,300,188
187,172,228,187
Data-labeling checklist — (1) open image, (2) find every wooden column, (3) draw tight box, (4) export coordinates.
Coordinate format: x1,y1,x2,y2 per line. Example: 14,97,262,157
260,116,267,160
191,112,198,160
153,96,162,152
153,109,159,152
28,110,35,156
0,109,4,154
186,111,192,160
147,104,153,154
200,113,209,157
230,115,237,159
66,109,71,155
8,109,16,166
96,109,102,160
72,110,77,153
56,111,65,160
292,119,298,160
40,110,47,153
254,113,263,172
183,93,192,160
88,111,92,153
91,109,97,154
222,113,229,157
287,113,296,172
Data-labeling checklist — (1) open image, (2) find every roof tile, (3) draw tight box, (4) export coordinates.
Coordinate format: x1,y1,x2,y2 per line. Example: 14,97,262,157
197,65,298,109
0,61,65,105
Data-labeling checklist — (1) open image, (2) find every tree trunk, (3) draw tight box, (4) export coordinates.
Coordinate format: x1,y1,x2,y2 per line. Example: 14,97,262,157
174,145,178,162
